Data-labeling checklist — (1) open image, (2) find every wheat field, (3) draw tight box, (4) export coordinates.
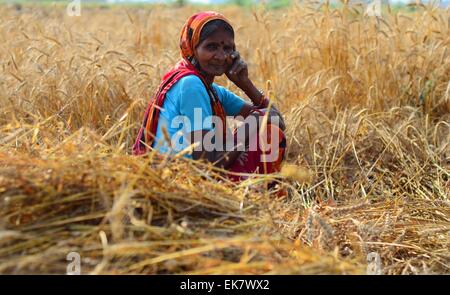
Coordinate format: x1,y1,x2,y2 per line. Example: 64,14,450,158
0,2,449,274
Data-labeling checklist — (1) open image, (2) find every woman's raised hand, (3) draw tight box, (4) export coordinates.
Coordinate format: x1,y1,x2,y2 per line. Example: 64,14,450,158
225,51,268,109
225,51,250,89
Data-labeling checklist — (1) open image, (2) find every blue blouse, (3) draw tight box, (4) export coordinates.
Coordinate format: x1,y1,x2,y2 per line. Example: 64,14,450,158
152,75,246,157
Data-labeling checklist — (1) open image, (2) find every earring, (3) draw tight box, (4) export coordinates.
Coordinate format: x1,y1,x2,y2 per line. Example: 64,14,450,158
191,57,201,70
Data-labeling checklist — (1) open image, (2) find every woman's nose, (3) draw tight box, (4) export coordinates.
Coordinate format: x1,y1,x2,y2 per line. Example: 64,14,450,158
214,48,227,61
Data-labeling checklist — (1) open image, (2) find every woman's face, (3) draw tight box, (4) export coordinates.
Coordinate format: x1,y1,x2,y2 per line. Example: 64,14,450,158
194,28,235,77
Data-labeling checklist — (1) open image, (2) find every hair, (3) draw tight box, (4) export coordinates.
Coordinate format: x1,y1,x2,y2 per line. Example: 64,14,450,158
197,19,234,46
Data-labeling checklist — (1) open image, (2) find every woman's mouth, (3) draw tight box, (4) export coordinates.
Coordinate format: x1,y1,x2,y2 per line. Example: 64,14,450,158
210,64,226,68
209,64,227,73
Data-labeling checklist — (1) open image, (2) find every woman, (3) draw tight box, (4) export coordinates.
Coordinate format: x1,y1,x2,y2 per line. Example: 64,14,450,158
133,11,286,181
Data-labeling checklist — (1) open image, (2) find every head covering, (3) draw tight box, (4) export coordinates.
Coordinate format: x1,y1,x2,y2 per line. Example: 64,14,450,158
180,11,231,61
133,12,230,156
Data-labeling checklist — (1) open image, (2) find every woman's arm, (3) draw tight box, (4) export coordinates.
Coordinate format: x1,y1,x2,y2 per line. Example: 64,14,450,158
226,52,286,131
190,112,259,169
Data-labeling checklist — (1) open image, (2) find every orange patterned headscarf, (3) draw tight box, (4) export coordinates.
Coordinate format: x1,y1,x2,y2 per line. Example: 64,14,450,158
133,11,230,156
179,11,231,61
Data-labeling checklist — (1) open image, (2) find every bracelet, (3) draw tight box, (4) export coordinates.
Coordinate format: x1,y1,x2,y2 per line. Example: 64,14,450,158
253,89,269,109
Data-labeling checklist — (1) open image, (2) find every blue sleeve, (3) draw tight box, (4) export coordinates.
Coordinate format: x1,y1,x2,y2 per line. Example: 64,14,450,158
213,84,247,116
179,75,213,132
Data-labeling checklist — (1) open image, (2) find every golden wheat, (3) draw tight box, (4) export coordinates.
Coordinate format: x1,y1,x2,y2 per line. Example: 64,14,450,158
0,2,448,274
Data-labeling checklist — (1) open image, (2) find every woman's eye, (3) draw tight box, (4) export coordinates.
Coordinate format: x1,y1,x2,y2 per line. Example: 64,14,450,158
207,44,217,50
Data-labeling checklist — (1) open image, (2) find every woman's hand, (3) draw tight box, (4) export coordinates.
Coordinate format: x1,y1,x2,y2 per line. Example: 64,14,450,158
225,51,283,124
225,51,262,104
225,51,251,89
